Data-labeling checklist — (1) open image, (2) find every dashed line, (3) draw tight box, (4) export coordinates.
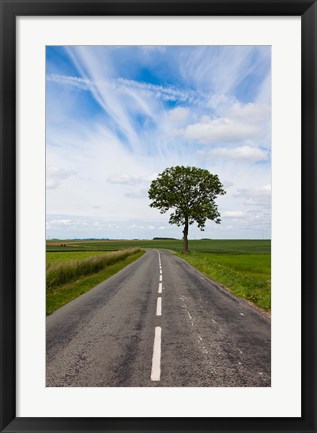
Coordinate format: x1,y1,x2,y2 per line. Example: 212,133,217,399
150,326,161,381
156,297,162,316
153,250,163,381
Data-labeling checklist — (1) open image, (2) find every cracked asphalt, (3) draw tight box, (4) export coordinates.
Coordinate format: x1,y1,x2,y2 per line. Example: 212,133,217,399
46,249,271,387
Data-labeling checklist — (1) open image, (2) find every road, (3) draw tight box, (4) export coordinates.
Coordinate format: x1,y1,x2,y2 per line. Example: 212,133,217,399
46,250,271,387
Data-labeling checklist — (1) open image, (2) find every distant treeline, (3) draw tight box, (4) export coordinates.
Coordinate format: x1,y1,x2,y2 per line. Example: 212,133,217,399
153,237,178,240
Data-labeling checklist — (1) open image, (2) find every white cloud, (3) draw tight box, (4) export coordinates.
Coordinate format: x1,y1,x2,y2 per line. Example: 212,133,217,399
46,166,75,189
208,146,268,162
106,173,156,186
180,117,258,144
178,102,270,145
125,188,148,199
167,107,190,123
223,180,234,188
262,184,271,192
223,211,244,218
227,102,270,124
234,184,271,207
50,219,74,226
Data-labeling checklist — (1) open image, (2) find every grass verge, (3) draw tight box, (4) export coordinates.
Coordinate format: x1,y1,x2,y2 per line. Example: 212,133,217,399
175,251,271,312
47,248,142,290
46,249,144,315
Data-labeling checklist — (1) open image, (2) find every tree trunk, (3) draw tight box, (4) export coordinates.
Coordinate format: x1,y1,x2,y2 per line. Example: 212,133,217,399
182,219,189,253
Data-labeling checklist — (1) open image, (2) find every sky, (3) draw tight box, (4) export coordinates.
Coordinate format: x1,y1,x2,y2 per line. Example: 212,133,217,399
46,46,271,240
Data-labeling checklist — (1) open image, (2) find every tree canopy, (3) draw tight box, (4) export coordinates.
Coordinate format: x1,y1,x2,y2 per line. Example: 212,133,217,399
148,166,226,252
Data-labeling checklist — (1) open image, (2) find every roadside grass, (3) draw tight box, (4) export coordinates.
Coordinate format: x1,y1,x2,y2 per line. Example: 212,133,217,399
176,252,271,312
46,249,144,314
47,248,142,290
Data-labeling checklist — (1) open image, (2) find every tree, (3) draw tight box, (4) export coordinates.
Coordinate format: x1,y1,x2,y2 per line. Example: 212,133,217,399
148,166,226,253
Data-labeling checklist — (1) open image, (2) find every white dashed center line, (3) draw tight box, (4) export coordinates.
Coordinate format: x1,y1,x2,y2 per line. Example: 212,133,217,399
150,326,162,381
152,251,163,381
157,251,161,267
156,297,162,316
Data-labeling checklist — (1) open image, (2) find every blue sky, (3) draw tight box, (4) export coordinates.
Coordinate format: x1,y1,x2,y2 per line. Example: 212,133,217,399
46,46,271,240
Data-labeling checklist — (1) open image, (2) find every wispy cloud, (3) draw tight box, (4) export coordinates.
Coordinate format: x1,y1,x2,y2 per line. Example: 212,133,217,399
47,73,206,105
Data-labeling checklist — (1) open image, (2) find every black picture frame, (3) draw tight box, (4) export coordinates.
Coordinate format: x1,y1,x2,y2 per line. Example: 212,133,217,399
0,1,316,432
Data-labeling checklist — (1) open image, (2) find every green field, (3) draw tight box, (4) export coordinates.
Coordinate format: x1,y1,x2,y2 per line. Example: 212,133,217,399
176,251,270,311
47,238,270,254
47,250,110,265
46,239,271,313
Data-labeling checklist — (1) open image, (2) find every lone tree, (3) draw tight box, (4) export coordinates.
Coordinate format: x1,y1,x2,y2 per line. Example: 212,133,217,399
148,166,226,253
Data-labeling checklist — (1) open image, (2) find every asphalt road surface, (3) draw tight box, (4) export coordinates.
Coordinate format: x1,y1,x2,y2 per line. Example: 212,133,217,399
46,250,271,387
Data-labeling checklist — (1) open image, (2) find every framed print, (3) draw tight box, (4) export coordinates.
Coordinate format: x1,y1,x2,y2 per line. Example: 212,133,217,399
0,0,316,432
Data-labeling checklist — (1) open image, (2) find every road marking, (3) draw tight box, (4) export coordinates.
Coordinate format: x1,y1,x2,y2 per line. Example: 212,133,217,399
159,274,162,282
158,283,162,294
156,297,162,316
150,326,162,381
